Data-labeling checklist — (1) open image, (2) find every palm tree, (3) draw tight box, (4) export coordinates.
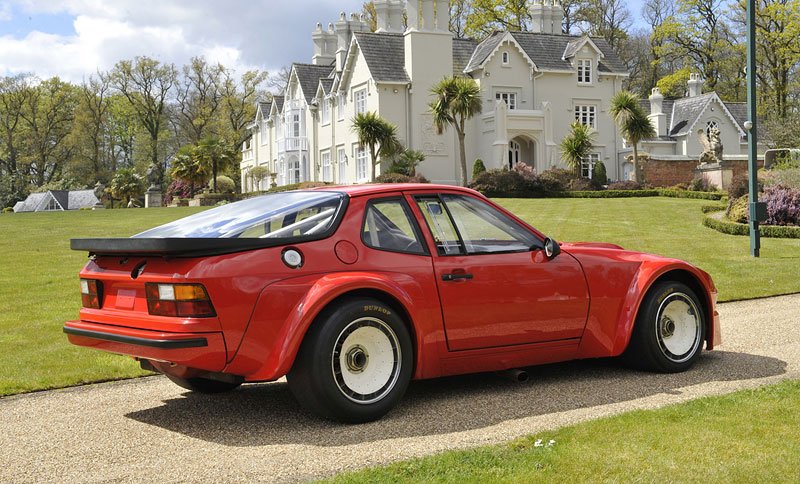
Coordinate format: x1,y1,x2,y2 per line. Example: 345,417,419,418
560,122,597,177
170,146,209,197
352,112,402,182
109,168,144,207
610,90,656,183
194,137,237,192
429,76,482,186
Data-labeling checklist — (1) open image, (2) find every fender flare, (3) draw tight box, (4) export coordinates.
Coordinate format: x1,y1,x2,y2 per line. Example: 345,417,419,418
259,272,427,380
611,262,718,356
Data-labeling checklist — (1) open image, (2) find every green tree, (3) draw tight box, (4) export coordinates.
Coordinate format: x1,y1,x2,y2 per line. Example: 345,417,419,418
472,159,487,178
389,149,426,176
193,137,237,193
429,76,483,186
19,77,80,187
656,66,693,98
580,0,632,50
170,145,209,197
221,69,268,149
247,165,271,191
560,122,597,177
0,75,33,205
352,112,403,182
465,0,530,38
109,168,144,206
175,57,225,144
109,56,178,185
610,90,656,183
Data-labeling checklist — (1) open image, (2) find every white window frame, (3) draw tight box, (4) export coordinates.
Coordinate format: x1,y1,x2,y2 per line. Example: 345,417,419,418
355,145,369,182
337,147,347,184
354,88,367,116
574,105,597,129
292,113,301,138
321,150,332,183
337,93,346,121
321,98,330,125
260,120,268,145
581,153,600,179
577,59,593,85
501,51,510,66
496,92,517,110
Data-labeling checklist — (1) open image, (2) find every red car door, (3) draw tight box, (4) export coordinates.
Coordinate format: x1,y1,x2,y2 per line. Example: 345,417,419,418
412,193,589,351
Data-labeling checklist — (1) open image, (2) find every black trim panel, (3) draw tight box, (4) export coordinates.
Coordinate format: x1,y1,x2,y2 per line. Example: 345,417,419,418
63,326,208,349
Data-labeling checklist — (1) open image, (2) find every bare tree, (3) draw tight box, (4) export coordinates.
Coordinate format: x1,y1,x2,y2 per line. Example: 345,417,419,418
266,66,291,95
175,57,224,144
221,69,268,149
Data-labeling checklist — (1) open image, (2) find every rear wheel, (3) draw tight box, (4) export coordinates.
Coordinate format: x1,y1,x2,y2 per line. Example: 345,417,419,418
287,297,413,423
625,281,706,373
165,374,241,394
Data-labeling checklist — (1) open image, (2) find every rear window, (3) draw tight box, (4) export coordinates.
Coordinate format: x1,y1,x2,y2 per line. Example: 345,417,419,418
134,191,346,239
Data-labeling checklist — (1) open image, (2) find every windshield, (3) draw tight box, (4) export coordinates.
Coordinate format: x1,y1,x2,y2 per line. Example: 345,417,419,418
134,191,346,239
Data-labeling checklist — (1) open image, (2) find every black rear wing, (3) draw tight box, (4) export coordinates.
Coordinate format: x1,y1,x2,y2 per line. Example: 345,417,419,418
71,237,313,258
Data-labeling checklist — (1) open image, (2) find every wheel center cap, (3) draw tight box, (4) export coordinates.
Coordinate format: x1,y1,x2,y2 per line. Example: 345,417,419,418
661,317,676,338
345,345,369,373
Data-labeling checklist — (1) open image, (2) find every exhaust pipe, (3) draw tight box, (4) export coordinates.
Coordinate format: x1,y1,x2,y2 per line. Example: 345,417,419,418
498,368,529,383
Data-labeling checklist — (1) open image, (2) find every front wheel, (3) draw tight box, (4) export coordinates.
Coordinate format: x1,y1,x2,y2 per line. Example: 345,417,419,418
287,298,413,423
625,281,706,373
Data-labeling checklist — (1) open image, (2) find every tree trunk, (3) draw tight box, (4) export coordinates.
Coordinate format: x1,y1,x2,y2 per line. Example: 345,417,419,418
632,144,641,183
457,128,468,186
212,160,218,192
371,146,378,183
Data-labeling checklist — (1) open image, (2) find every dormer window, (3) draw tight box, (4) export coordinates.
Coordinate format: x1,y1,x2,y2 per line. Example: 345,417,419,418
577,59,592,84
502,52,510,66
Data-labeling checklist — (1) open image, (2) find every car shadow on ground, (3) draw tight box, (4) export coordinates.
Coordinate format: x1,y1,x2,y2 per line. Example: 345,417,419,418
125,350,786,447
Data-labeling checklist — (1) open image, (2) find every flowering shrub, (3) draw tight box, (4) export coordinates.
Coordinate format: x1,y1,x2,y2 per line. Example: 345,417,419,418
164,179,205,205
469,169,561,198
763,185,800,226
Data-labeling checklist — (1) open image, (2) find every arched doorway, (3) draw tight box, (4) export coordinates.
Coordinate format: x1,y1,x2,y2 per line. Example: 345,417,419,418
509,136,536,170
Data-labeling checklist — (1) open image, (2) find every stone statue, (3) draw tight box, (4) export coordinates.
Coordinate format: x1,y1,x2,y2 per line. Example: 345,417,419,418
93,182,105,200
146,164,161,191
698,126,724,165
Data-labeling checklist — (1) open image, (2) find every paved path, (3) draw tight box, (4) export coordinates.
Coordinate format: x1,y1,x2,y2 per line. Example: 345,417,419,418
2,295,799,483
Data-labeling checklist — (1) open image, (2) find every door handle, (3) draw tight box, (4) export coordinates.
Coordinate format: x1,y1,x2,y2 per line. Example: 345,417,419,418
442,273,474,282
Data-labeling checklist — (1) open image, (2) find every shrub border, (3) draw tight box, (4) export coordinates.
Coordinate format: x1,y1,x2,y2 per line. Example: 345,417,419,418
703,213,800,239
547,189,724,200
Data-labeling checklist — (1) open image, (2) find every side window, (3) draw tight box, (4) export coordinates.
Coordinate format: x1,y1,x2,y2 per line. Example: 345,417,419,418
362,198,426,255
442,195,539,254
416,197,464,256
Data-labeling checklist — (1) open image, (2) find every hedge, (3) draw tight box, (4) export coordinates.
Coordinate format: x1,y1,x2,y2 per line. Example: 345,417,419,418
703,214,800,239
554,190,661,198
701,204,727,214
657,189,724,200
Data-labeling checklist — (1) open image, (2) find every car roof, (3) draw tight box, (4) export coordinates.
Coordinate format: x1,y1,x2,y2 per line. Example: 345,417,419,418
313,183,480,197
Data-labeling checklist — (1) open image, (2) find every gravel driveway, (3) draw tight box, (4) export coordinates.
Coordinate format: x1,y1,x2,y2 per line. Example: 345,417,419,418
2,294,799,483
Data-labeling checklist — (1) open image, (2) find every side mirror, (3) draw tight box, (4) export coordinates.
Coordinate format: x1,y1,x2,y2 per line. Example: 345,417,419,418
544,237,561,259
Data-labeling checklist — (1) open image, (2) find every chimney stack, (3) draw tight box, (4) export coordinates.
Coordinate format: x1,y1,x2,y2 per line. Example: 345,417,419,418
407,0,420,31
421,0,435,31
435,0,450,32
530,0,564,34
388,0,405,33
648,88,666,137
312,23,337,65
687,73,704,97
375,0,390,32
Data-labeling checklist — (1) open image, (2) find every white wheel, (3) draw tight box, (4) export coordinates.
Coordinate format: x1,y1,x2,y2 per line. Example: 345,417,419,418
656,292,703,363
287,298,413,423
333,317,402,404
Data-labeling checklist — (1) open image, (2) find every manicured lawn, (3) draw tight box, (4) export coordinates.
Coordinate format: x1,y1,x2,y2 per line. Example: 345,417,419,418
327,380,800,483
0,197,798,396
0,207,204,396
497,197,800,301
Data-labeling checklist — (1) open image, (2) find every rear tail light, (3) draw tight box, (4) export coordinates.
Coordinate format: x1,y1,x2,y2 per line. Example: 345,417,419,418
80,279,103,309
145,283,216,318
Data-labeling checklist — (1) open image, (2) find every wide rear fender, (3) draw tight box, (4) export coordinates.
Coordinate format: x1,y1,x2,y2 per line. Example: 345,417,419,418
224,271,442,381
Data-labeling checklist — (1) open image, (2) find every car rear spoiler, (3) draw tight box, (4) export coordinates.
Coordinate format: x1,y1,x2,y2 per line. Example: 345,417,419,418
71,237,316,258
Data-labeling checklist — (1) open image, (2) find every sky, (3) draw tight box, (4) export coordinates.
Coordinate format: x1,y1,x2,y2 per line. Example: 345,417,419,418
0,0,648,83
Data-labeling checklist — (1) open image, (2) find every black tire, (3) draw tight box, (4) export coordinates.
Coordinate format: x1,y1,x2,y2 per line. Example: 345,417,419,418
287,297,413,423
624,281,706,373
165,374,242,394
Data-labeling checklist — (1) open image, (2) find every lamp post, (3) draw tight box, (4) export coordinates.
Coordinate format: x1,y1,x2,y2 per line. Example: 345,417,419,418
745,0,765,257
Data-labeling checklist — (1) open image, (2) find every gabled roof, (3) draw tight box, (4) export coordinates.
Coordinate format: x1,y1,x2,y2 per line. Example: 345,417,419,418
67,190,99,210
562,36,604,60
640,92,746,140
256,101,271,119
50,190,69,210
319,78,334,95
352,32,410,83
270,95,285,115
453,38,479,76
292,64,335,103
465,31,628,74
668,92,745,137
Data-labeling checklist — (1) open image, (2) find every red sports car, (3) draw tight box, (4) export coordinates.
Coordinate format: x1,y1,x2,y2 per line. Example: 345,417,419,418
65,184,721,422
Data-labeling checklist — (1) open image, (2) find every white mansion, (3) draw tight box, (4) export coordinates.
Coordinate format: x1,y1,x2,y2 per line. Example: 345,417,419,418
241,0,753,190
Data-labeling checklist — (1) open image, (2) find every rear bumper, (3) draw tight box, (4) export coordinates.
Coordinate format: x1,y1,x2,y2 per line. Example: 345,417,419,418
63,320,227,372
